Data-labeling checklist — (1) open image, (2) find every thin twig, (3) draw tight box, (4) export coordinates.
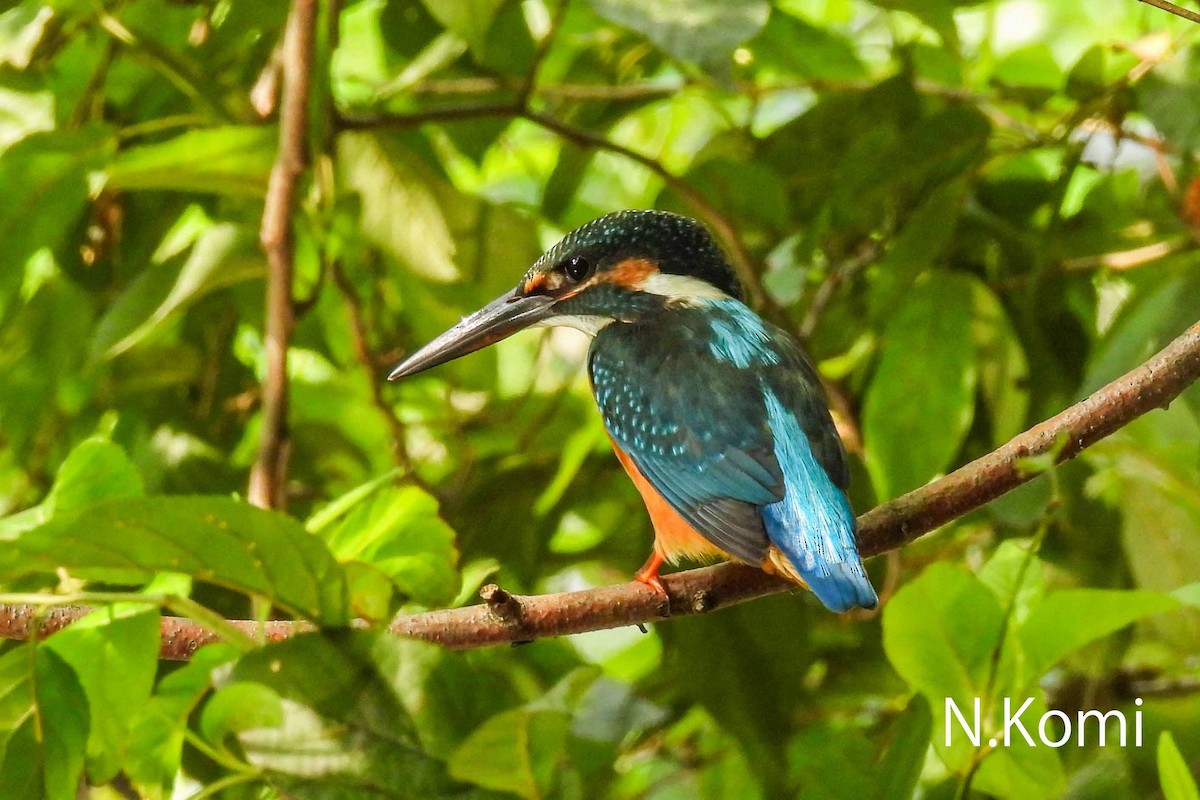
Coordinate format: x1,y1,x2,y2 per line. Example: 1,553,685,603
409,77,681,103
337,102,521,130
1137,0,1200,24
249,0,317,510
1061,238,1191,271
330,263,426,485
3,320,1197,657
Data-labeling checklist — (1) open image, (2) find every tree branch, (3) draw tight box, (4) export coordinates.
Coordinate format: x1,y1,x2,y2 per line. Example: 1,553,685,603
1137,0,1200,24
2,320,1197,658
248,0,317,510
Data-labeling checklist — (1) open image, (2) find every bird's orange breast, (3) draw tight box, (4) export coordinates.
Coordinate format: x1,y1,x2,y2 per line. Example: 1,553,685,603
607,435,727,564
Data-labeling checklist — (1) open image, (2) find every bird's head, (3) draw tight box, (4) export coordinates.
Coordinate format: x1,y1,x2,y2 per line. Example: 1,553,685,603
388,210,741,379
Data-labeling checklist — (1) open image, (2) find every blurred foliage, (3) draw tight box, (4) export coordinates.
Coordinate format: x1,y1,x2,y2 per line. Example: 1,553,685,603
0,0,1199,797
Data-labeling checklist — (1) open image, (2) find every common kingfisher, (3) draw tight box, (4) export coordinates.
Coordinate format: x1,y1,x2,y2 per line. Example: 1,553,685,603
388,210,878,612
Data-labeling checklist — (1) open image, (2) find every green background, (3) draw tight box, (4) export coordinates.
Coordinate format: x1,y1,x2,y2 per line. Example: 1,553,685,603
0,0,1198,797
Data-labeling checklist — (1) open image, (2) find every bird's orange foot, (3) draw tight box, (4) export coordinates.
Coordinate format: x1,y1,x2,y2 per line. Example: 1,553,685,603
635,551,668,599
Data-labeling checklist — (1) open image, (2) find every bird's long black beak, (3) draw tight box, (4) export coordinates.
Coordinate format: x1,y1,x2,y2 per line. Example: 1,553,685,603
387,290,556,380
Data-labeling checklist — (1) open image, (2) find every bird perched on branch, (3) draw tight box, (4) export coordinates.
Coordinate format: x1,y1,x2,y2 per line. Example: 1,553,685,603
388,210,877,612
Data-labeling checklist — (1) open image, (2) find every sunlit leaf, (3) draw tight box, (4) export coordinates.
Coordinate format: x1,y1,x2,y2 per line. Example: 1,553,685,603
229,631,461,798
0,437,143,539
1018,589,1178,679
90,222,265,360
1159,731,1200,800
43,604,160,782
0,126,112,277
200,682,284,745
586,0,769,78
125,645,241,794
338,130,460,282
325,485,460,607
883,563,1005,768
864,272,977,498
0,497,361,624
418,0,504,51
106,126,276,196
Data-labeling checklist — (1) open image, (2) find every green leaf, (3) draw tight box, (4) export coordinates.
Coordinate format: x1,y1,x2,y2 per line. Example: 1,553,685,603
0,646,34,768
1,496,361,624
229,631,458,798
586,0,769,79
971,281,1030,444
90,222,265,360
448,707,570,799
864,272,977,498
0,438,143,540
884,564,1004,703
106,126,276,196
33,648,89,800
977,539,1046,627
867,176,970,317
337,130,460,282
883,564,1005,769
0,126,112,277
786,722,875,799
417,0,504,52
46,438,144,515
751,12,867,82
1160,731,1200,800
875,695,933,800
1082,271,1200,394
305,467,401,534
325,485,460,607
1018,589,1178,678
992,44,1063,103
866,0,978,45
1085,404,1200,648
125,644,240,794
200,682,284,745
1137,51,1200,150
42,604,160,782
971,693,1065,800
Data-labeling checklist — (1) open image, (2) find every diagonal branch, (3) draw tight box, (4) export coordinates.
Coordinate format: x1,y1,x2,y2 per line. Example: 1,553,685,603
248,0,317,510
1137,0,1200,24
2,321,1197,658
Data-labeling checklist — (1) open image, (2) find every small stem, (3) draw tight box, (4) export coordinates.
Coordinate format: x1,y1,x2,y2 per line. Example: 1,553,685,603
185,771,261,800
250,0,318,510
1137,0,1200,24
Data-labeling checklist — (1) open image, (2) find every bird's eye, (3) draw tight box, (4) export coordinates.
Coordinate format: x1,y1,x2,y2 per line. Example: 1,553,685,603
560,256,593,283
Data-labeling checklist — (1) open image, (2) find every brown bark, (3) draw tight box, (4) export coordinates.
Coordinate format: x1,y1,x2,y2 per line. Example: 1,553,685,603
2,321,1197,659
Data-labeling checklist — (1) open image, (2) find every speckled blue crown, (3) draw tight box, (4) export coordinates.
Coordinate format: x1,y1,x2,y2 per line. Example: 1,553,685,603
530,210,744,300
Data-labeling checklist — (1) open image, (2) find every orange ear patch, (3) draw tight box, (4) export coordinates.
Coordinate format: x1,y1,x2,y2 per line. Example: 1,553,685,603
523,272,549,294
606,257,659,289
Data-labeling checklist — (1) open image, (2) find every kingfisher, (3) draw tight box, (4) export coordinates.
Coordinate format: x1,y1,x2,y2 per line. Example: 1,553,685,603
388,210,877,612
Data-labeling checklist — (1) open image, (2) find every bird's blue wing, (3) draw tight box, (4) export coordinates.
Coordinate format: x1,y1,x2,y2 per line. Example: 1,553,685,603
589,324,783,564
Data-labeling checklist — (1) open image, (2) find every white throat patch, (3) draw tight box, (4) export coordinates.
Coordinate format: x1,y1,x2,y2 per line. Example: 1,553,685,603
535,314,613,336
637,272,732,304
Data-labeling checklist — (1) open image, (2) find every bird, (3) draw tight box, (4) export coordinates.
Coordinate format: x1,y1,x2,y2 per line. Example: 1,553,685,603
388,210,877,612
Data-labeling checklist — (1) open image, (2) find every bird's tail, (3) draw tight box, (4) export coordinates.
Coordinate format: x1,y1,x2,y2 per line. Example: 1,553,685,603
765,545,878,612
